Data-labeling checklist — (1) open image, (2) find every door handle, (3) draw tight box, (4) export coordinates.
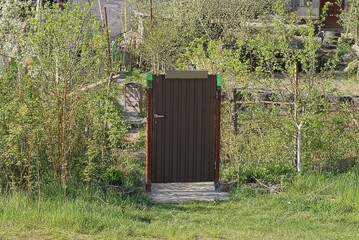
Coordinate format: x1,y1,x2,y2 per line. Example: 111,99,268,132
154,114,165,119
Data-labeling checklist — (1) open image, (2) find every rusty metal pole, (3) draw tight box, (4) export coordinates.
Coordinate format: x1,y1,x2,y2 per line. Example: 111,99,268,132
146,73,153,192
215,74,222,183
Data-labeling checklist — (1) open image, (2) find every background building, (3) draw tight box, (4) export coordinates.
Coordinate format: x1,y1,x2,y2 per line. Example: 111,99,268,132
290,0,349,29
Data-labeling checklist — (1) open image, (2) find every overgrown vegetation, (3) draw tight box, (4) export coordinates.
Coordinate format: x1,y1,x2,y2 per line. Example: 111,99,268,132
340,0,359,75
0,1,358,238
0,2,131,200
218,1,358,183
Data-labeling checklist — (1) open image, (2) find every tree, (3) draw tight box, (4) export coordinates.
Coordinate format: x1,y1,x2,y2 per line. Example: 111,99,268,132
340,0,359,78
176,0,358,178
0,3,127,199
127,0,276,72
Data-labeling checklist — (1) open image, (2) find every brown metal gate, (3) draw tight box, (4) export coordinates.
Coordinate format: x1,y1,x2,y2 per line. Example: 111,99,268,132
320,0,344,29
146,71,221,191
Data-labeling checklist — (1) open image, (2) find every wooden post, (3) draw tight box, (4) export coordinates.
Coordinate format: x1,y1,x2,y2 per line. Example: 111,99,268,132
146,73,153,192
215,74,222,182
215,90,221,182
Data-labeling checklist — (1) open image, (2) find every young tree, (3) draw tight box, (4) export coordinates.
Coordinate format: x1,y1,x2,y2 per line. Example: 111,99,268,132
127,0,276,72
0,3,127,198
340,0,359,78
176,0,358,178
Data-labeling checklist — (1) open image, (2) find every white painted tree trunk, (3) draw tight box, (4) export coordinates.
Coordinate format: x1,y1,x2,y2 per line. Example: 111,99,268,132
296,123,303,172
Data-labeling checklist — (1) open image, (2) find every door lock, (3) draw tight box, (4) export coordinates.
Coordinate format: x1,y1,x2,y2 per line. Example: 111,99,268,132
154,114,165,119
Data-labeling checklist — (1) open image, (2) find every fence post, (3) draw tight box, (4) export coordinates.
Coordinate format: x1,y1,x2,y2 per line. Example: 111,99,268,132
296,122,303,172
146,73,153,192
215,74,222,182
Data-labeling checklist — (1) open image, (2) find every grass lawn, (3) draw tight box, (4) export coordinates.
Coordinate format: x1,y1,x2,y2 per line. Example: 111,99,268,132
0,171,358,240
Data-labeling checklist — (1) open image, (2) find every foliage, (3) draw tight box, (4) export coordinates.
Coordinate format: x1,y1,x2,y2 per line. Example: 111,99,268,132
126,0,359,184
340,0,359,77
213,1,358,183
128,0,276,72
340,0,359,45
0,3,128,199
0,0,28,70
101,167,125,186
0,0,358,204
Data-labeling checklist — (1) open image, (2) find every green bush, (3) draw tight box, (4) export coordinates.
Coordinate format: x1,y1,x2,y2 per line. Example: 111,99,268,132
101,168,125,186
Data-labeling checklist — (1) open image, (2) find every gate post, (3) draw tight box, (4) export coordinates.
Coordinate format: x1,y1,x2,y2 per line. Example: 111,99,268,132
146,73,153,192
215,74,222,183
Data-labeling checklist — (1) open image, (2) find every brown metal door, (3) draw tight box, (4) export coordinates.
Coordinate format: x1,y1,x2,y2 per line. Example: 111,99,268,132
321,0,344,29
152,73,217,183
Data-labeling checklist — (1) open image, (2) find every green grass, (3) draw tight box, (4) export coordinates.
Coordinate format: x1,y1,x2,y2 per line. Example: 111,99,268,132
0,171,358,240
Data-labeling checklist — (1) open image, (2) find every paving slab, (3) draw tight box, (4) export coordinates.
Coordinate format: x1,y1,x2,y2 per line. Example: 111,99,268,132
148,182,230,203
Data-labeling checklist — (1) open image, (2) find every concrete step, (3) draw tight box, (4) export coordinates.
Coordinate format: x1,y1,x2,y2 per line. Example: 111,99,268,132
148,182,230,203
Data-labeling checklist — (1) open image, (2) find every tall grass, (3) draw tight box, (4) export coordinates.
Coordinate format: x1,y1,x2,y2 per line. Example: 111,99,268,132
0,170,358,239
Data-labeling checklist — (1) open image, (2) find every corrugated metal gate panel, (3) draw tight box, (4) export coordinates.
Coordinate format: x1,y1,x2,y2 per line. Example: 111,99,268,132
320,0,344,28
152,75,216,183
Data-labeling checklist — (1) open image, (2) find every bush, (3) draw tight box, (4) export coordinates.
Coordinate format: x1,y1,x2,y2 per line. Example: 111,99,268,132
101,168,125,186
